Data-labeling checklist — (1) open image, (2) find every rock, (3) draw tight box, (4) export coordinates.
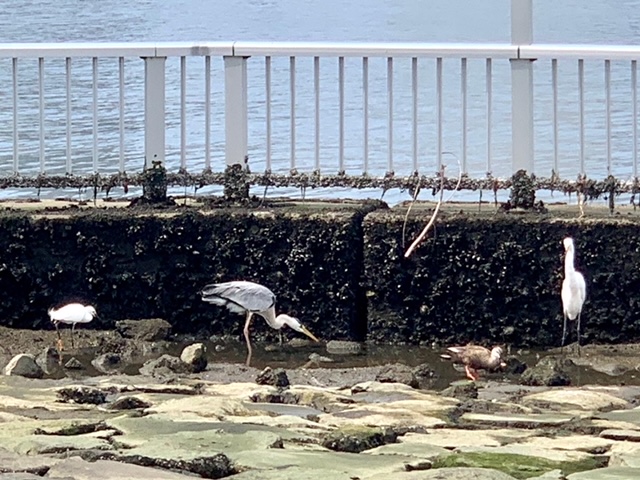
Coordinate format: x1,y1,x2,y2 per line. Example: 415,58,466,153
460,412,574,429
0,447,55,476
3,354,44,379
441,381,479,400
522,389,630,412
91,353,122,374
250,390,299,405
35,347,60,374
256,367,290,388
367,467,518,480
108,396,152,410
56,386,106,405
412,363,438,389
376,363,418,388
503,356,527,375
521,356,571,386
321,426,397,453
326,340,363,355
600,429,640,441
404,460,433,471
46,456,201,479
115,318,172,341
567,467,640,479
180,343,207,373
139,354,191,377
64,357,84,369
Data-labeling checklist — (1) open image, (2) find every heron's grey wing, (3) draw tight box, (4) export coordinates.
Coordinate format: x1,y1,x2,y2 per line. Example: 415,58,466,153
201,281,276,313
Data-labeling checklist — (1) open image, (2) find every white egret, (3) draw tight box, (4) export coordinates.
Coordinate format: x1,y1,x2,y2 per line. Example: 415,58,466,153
441,345,505,381
561,237,587,351
201,280,320,365
48,303,98,351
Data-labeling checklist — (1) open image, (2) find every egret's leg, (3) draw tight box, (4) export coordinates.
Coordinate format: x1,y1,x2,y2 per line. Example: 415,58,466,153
576,312,582,357
71,323,76,349
243,312,254,366
54,322,64,353
561,313,568,352
278,330,283,346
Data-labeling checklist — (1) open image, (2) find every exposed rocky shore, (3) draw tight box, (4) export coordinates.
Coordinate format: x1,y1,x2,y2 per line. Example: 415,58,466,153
0,323,639,479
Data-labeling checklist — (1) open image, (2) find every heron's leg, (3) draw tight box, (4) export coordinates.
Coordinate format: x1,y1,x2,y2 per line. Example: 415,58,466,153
243,312,254,367
71,323,76,349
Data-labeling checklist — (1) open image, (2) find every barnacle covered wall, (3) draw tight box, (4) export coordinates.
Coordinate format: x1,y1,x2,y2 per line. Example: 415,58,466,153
363,210,640,347
0,206,371,342
1,203,639,347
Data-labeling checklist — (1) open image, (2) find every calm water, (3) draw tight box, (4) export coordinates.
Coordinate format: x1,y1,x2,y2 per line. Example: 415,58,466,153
1,1,640,203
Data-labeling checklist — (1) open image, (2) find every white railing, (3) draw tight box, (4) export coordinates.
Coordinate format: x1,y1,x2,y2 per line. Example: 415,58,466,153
1,3,640,193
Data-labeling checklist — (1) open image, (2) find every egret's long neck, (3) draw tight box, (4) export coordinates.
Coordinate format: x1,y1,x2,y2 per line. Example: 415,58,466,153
564,246,575,276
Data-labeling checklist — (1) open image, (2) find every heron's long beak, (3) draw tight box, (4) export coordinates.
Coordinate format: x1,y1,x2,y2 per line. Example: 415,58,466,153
300,325,320,342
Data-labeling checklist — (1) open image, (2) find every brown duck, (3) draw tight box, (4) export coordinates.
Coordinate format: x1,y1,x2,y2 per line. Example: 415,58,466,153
441,345,505,381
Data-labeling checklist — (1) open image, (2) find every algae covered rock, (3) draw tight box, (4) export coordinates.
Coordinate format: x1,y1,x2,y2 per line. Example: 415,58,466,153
521,357,571,387
321,425,397,453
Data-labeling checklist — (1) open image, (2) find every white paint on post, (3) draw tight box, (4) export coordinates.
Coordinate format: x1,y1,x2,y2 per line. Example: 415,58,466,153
224,56,248,168
144,56,166,168
511,0,534,174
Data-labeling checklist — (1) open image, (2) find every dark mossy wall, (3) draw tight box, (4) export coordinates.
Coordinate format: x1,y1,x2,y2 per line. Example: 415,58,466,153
363,211,640,347
3,205,640,347
0,207,369,342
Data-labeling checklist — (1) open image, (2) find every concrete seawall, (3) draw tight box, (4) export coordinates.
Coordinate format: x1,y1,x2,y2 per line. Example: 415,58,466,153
1,198,638,347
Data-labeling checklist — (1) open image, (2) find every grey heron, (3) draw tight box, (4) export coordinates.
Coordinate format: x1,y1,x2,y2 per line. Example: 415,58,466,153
200,280,320,365
48,303,97,351
561,237,586,352
441,345,504,381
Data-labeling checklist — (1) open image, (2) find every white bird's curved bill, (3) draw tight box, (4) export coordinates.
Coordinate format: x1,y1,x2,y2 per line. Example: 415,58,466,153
300,325,320,342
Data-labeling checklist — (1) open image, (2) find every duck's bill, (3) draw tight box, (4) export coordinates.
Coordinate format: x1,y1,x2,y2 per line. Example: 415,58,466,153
300,326,320,342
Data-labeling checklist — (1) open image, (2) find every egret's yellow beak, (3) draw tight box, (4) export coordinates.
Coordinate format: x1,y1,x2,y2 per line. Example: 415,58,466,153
300,325,320,342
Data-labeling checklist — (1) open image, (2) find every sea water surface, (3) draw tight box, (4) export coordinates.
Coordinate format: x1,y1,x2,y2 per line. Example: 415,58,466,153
0,1,639,203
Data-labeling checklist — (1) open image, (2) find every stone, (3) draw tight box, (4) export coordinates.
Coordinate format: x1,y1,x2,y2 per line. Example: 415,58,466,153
441,381,479,400
326,340,363,354
412,363,438,389
256,367,290,388
250,390,299,405
567,467,640,479
521,356,571,386
518,434,614,454
108,396,151,410
600,429,640,441
376,363,418,388
503,356,528,375
366,467,519,480
321,425,397,453
3,355,44,379
460,412,574,429
35,347,61,374
64,357,84,369
364,441,450,461
0,447,56,475
139,354,190,377
46,456,199,479
180,343,207,373
91,353,122,374
115,318,172,341
522,389,630,412
56,386,106,405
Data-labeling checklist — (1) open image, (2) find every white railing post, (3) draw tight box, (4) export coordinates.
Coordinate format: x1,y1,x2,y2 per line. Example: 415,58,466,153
224,56,249,167
511,0,535,174
143,56,166,169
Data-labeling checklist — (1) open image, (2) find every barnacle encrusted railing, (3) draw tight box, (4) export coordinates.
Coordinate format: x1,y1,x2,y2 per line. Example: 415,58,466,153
1,170,633,204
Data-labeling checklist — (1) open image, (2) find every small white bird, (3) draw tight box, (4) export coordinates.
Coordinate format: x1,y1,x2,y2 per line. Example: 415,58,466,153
48,303,97,351
561,237,587,352
201,280,319,366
